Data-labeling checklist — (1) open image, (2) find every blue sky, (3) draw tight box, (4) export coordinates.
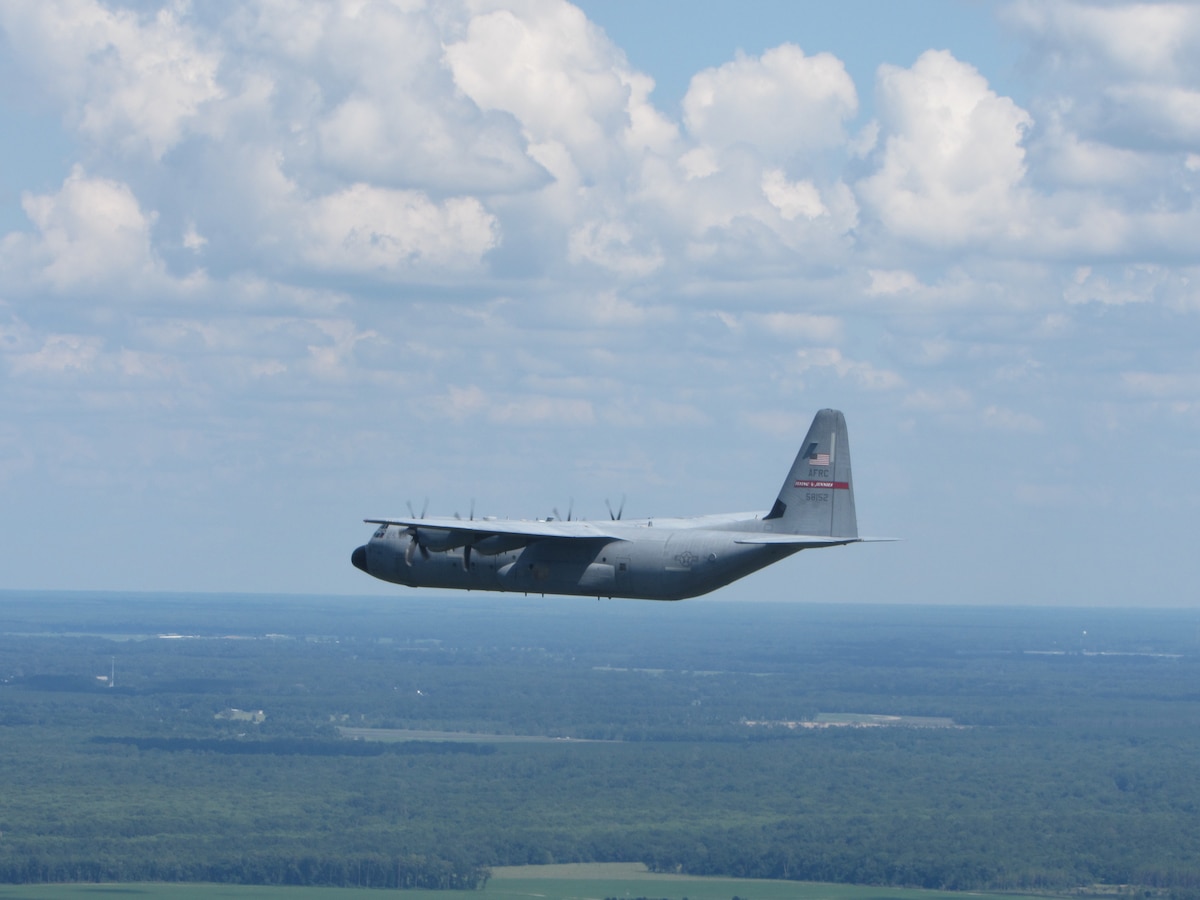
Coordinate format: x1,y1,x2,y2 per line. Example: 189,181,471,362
2,1,1199,606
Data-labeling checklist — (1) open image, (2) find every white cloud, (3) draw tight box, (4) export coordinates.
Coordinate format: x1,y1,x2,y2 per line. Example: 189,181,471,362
682,44,857,161
1,0,222,158
573,292,673,327
303,185,499,274
1006,1,1200,149
567,220,663,277
1,166,163,291
1007,1,1200,80
182,222,207,252
1064,265,1156,306
981,404,1042,432
305,319,379,380
858,50,1033,246
793,347,904,391
679,147,719,181
436,385,596,426
302,4,547,193
761,170,827,221
9,333,103,375
747,312,842,343
866,269,921,296
1031,109,1152,187
444,3,673,177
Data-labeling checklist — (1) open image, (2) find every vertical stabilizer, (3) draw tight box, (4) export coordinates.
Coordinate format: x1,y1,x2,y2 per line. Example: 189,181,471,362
764,409,857,537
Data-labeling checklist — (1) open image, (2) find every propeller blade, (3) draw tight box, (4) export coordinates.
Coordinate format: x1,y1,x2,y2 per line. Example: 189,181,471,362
404,527,431,565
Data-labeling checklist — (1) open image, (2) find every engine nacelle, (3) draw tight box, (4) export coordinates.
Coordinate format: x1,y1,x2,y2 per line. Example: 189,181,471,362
412,527,469,552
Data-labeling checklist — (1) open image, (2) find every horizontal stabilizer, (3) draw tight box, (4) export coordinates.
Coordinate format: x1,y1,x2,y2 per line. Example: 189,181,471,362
734,534,861,548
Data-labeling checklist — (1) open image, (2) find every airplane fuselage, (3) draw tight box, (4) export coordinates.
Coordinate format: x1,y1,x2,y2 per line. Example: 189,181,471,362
355,514,802,601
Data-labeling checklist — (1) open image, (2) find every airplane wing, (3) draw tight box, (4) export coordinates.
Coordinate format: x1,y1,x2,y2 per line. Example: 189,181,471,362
365,516,626,541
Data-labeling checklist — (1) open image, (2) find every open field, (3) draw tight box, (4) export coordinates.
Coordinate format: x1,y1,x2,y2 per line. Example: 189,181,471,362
484,863,1054,899
0,864,1062,900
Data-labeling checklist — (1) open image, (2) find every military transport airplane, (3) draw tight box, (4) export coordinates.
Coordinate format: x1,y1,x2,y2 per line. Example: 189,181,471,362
351,408,882,601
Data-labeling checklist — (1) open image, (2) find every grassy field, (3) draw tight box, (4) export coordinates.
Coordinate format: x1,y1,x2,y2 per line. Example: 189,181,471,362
0,863,1060,900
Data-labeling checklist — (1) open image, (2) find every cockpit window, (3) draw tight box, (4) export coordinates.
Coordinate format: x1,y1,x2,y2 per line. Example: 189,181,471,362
373,525,388,539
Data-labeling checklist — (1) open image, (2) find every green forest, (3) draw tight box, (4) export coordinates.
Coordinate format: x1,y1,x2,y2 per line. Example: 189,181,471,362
1,591,1198,893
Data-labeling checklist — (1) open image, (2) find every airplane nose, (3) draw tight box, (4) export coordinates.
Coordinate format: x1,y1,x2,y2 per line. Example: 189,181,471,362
351,545,368,573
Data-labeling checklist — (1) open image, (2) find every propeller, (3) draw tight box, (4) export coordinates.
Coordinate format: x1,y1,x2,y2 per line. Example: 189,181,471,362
404,531,429,566
605,495,626,521
403,499,430,565
553,499,574,522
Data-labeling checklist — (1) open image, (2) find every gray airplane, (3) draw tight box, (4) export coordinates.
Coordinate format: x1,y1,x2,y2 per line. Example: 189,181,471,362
351,408,879,600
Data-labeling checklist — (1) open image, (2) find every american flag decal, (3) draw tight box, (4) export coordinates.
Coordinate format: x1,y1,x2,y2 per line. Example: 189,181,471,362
809,452,830,466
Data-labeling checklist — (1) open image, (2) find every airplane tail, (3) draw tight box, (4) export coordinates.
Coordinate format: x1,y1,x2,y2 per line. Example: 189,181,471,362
765,409,858,538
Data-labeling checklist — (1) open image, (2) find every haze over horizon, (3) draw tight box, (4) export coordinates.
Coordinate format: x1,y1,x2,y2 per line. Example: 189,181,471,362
2,1,1198,606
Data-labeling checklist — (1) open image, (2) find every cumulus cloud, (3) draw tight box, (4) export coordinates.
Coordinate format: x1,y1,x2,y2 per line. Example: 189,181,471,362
567,220,663,277
0,3,1197,469
0,0,222,159
1007,1,1200,149
303,185,499,274
1,166,164,291
286,3,549,194
444,3,675,176
761,170,827,221
858,50,1033,247
866,269,922,296
682,44,858,160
